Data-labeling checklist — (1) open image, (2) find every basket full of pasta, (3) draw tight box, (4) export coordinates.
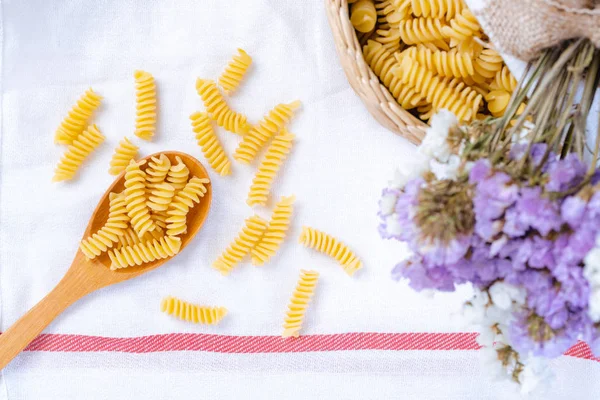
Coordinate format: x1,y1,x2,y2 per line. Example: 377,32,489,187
324,0,518,144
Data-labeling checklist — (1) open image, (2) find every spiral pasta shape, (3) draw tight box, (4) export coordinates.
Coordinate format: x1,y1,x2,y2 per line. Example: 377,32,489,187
152,212,169,231
411,0,464,19
282,269,319,338
440,8,480,42
117,226,163,248
490,66,517,92
166,177,210,236
212,215,268,276
190,111,231,176
350,0,377,33
147,182,175,212
397,17,448,45
233,100,301,164
54,88,103,145
133,70,157,141
124,159,156,237
146,154,171,191
161,296,227,325
53,124,105,182
376,0,411,29
218,48,253,95
247,130,295,207
474,48,504,80
299,226,363,276
251,195,295,266
362,41,423,109
195,78,251,135
166,156,190,191
485,90,512,117
80,193,129,259
374,28,403,52
108,235,181,270
108,137,139,176
399,46,474,78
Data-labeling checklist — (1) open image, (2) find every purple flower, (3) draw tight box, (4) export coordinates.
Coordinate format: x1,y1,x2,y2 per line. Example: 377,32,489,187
469,159,492,183
514,186,562,236
503,207,528,237
561,195,587,228
391,256,455,292
510,143,550,170
545,153,586,192
509,312,577,358
420,235,471,266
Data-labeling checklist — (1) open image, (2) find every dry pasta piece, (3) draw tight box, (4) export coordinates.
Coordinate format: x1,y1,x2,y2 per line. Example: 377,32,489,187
398,46,475,78
166,156,190,191
282,269,319,338
109,137,139,176
146,154,171,192
411,0,464,19
147,182,175,212
218,48,253,95
54,88,102,145
299,226,362,276
485,90,511,117
490,66,517,92
233,101,301,164
247,130,294,207
53,124,105,182
152,212,168,230
251,195,295,266
195,78,251,135
374,28,402,52
441,8,480,43
212,215,268,276
397,17,449,45
117,226,162,248
79,193,129,259
161,296,227,325
190,112,231,176
166,177,210,236
108,235,181,270
350,0,377,33
124,159,156,237
363,41,423,109
134,70,157,141
474,48,504,80
375,0,410,29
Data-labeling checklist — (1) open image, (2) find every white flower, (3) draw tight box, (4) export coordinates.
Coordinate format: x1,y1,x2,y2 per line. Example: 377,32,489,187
388,154,430,189
479,347,509,381
588,289,600,322
489,282,526,311
430,154,461,181
584,247,600,287
384,215,403,236
489,235,508,257
519,356,553,395
379,192,398,216
418,109,458,162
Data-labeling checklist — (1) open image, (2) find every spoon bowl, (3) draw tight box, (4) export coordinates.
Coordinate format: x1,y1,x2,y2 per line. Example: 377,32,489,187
0,151,212,369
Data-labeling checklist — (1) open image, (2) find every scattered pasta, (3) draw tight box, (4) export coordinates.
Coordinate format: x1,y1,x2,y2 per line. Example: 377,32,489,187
161,296,227,325
190,111,231,176
108,235,181,270
251,195,295,266
196,78,251,135
234,101,301,164
53,124,105,182
212,215,268,276
109,137,139,176
247,130,295,207
80,193,129,259
218,48,253,95
134,70,157,141
299,226,362,276
282,269,319,338
54,88,102,145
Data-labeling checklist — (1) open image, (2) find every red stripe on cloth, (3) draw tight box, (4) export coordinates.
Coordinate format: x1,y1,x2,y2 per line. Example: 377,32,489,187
15,332,598,362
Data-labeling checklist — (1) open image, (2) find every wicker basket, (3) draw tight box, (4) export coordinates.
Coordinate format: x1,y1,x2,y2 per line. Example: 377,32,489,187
325,0,427,144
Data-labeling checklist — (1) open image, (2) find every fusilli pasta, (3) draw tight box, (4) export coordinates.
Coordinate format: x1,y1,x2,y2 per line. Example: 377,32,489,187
195,78,251,135
441,8,480,43
212,215,268,276
490,66,517,92
134,70,157,141
80,192,129,259
161,296,227,325
124,159,156,237
397,17,448,45
166,156,190,191
474,48,504,80
485,89,512,117
108,235,181,270
251,195,295,266
410,0,464,19
350,0,377,33
218,49,253,95
109,137,139,176
53,124,105,182
146,154,171,191
54,88,102,145
374,28,403,52
190,111,231,176
282,269,319,338
166,176,210,236
147,182,175,212
247,130,295,207
398,46,475,78
233,100,301,164
299,226,363,276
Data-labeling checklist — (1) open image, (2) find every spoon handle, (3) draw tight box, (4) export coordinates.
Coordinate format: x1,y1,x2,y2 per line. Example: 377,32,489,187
0,261,94,370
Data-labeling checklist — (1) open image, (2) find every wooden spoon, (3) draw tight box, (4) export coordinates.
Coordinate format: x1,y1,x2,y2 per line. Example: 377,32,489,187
0,151,212,370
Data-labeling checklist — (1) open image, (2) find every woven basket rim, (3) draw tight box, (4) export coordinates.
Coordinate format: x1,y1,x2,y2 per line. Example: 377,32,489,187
325,0,427,145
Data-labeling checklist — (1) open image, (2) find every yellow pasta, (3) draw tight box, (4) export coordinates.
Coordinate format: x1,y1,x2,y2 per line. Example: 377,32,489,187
350,0,377,33
212,215,268,276
299,226,363,276
362,41,423,109
398,46,474,78
195,78,251,135
166,156,190,191
117,226,162,248
146,154,171,192
124,159,156,237
161,296,227,325
282,269,319,338
441,8,480,43
251,195,295,266
474,48,504,80
109,137,139,176
190,111,231,176
54,88,103,145
485,90,512,117
247,130,294,207
79,193,129,259
397,17,449,45
166,177,210,236
218,48,253,95
108,235,181,270
134,70,157,141
490,66,517,92
233,100,301,165
411,0,464,19
147,182,175,212
376,0,411,30
152,212,169,231
374,28,403,52
53,124,105,182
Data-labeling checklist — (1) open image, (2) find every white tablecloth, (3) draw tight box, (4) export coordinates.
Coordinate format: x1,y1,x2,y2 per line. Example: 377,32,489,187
0,0,598,398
